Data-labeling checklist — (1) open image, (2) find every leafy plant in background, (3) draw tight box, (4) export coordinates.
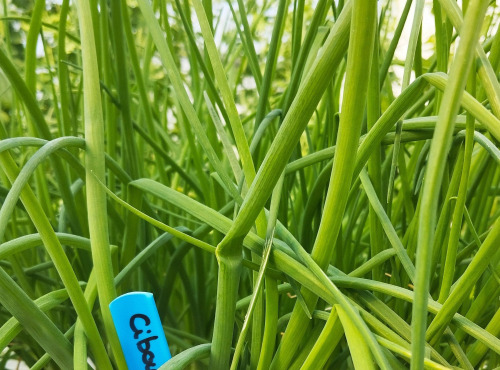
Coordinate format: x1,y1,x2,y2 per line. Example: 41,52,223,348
0,0,499,369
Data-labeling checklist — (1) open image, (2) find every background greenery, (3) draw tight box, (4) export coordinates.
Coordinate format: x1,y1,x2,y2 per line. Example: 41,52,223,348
0,0,500,369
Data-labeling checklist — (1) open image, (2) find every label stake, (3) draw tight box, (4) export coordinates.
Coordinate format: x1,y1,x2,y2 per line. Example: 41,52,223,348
110,292,171,369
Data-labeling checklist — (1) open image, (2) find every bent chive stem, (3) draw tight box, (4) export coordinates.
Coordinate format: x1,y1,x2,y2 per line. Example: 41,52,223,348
271,0,377,367
410,1,489,368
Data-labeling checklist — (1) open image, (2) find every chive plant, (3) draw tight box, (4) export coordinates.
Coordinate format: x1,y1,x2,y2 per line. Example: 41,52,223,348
0,0,500,369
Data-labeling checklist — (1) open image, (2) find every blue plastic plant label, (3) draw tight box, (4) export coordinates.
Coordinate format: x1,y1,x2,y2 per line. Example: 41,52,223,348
109,292,171,370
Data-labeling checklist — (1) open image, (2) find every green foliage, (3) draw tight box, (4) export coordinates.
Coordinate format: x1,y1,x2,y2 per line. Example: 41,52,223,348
0,0,500,369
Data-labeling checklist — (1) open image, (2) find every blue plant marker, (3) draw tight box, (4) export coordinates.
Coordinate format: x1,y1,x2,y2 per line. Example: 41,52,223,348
109,292,171,370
